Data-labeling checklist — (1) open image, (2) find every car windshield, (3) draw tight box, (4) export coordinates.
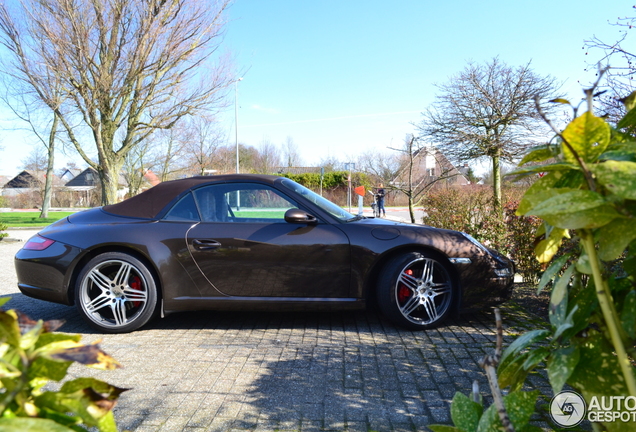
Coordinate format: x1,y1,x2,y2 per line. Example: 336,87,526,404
280,178,356,222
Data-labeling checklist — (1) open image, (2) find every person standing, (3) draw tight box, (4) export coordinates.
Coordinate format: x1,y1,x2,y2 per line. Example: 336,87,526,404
376,183,386,217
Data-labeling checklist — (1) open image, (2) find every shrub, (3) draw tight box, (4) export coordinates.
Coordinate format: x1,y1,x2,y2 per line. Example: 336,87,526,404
423,185,507,250
423,185,545,281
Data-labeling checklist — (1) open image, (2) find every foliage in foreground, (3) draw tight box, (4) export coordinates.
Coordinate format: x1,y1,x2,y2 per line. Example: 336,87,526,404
430,85,636,431
0,298,124,431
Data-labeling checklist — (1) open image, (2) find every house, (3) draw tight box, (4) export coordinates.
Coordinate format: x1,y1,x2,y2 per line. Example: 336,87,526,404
58,168,82,183
1,170,43,197
64,167,131,205
391,146,470,189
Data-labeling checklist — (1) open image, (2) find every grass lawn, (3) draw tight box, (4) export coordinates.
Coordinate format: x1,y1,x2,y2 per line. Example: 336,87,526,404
0,212,75,227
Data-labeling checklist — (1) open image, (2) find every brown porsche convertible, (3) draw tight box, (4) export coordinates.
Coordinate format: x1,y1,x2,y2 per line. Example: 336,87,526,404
14,174,514,333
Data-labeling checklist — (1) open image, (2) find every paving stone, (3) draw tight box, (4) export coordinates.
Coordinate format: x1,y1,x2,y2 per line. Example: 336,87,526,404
0,234,560,432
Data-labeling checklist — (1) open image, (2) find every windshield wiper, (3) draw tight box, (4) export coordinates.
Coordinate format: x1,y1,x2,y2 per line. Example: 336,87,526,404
346,214,366,222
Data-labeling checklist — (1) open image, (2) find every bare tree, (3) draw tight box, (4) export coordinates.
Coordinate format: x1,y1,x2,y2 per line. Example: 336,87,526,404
356,149,401,188
417,58,559,210
282,136,303,167
0,66,64,217
0,0,233,205
181,116,226,176
584,12,636,121
389,135,462,223
122,139,153,197
254,138,281,174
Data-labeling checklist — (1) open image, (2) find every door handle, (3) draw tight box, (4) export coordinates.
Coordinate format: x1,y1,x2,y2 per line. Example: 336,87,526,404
193,239,222,251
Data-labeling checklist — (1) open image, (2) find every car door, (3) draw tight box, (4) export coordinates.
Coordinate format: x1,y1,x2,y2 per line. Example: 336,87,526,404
186,182,352,298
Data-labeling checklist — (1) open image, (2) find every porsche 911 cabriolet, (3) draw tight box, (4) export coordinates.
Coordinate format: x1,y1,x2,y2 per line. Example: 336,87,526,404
15,174,514,333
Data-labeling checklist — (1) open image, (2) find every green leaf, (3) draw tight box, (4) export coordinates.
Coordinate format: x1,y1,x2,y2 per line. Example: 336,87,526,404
475,391,539,432
618,107,636,130
35,333,82,350
600,141,636,162
475,404,499,432
510,162,577,176
517,188,575,216
527,190,619,229
0,417,76,432
499,352,531,391
547,346,580,394
0,297,10,308
550,98,571,105
576,250,592,275
504,390,540,430
0,311,22,347
96,411,118,432
537,253,571,294
597,218,636,261
561,111,611,164
621,290,636,339
591,160,636,200
552,305,578,340
549,265,574,328
518,145,558,166
27,357,72,383
19,320,43,351
568,331,629,396
500,329,551,366
522,347,550,371
620,91,636,112
450,392,483,432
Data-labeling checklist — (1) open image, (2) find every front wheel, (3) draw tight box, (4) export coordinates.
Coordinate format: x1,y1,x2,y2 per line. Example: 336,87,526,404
377,252,455,330
75,252,159,333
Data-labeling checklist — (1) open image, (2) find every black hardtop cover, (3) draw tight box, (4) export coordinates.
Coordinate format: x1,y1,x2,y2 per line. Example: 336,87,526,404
103,174,280,219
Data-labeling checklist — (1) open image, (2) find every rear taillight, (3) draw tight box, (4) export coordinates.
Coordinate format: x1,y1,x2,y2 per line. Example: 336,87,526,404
23,235,55,251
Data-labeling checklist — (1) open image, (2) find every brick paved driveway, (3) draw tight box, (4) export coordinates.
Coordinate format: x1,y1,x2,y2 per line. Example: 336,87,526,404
0,230,551,432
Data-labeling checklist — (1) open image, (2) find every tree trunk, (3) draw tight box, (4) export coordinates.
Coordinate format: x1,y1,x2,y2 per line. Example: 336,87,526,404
39,113,58,218
99,159,124,205
492,150,502,212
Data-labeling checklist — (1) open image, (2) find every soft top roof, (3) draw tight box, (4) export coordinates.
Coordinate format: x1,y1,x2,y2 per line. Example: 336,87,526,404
103,174,281,219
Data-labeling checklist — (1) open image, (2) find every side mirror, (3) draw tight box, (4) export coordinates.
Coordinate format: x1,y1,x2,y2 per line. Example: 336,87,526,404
284,208,318,225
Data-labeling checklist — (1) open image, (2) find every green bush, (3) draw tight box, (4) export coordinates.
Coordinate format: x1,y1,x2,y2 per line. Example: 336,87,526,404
423,186,544,282
0,298,123,431
423,185,507,250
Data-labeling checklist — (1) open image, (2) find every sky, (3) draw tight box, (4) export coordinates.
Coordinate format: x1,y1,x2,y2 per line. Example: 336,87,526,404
0,0,634,176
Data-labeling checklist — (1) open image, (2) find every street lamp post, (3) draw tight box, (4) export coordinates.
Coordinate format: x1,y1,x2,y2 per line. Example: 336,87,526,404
344,162,355,212
234,77,243,210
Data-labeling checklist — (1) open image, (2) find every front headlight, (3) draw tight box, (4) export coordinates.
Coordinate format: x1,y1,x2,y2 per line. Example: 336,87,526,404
494,267,513,277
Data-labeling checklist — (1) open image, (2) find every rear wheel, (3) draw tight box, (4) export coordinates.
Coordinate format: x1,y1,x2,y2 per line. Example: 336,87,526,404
75,252,158,333
377,252,455,330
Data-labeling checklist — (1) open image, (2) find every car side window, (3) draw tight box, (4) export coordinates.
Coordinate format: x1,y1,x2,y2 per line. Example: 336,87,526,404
163,193,201,221
193,183,298,223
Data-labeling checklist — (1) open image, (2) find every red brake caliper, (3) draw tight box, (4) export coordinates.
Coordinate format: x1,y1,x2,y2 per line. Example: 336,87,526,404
397,269,413,304
130,276,143,307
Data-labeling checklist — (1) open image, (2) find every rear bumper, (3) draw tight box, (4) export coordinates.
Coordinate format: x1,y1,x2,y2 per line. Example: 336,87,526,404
14,242,83,306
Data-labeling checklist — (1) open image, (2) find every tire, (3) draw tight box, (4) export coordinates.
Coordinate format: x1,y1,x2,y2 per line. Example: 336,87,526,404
75,252,159,333
377,251,455,330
